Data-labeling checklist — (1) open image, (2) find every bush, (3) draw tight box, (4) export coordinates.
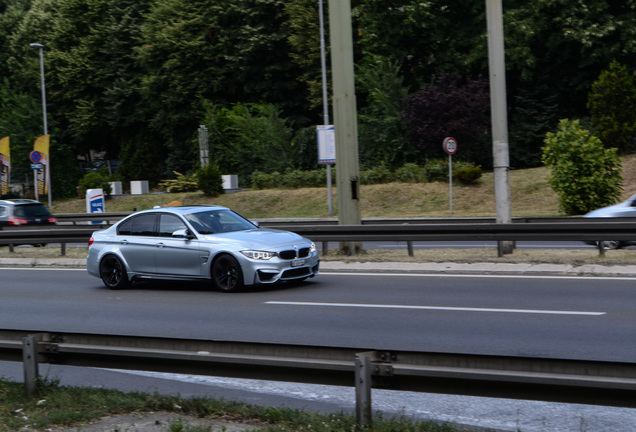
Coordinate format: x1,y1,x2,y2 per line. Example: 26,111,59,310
282,169,306,188
303,169,328,187
360,164,393,185
158,171,198,193
197,164,224,197
251,169,328,189
251,171,282,189
454,165,482,184
79,171,112,198
423,159,450,182
542,119,623,215
394,163,424,183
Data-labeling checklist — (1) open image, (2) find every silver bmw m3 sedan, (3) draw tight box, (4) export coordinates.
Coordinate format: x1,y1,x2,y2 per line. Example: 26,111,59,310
87,205,319,291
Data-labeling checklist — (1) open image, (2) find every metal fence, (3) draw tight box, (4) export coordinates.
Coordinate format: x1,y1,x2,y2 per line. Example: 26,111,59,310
2,329,636,425
1,213,636,256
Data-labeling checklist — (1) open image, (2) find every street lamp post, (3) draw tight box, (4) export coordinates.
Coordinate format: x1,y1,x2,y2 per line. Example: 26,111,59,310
29,43,51,208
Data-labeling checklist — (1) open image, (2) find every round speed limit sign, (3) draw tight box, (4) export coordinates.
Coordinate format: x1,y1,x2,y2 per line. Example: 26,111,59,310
443,137,458,155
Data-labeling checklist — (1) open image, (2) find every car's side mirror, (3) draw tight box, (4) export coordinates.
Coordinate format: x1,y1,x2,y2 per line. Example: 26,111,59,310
172,228,195,239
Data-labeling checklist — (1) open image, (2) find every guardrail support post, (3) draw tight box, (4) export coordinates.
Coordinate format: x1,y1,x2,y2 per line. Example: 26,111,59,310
22,336,39,395
407,241,414,257
355,352,373,426
598,241,605,256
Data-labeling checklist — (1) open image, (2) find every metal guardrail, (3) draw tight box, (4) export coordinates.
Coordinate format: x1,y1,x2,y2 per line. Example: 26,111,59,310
54,212,131,225
2,329,636,425
2,215,636,255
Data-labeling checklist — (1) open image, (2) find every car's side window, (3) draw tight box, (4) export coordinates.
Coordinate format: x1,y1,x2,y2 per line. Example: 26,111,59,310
0,206,6,217
158,214,187,237
131,214,157,236
117,218,133,235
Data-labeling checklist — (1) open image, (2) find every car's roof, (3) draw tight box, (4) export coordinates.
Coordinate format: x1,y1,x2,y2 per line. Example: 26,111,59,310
0,199,44,206
141,204,229,215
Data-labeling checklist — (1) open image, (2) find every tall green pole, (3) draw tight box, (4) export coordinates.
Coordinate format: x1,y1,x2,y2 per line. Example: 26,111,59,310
328,0,362,254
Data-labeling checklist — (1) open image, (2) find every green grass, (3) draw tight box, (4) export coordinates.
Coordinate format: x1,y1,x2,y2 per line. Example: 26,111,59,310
0,377,472,432
50,165,563,218
50,154,636,219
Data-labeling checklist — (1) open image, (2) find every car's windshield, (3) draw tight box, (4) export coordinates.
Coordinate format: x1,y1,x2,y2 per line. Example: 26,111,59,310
184,209,256,234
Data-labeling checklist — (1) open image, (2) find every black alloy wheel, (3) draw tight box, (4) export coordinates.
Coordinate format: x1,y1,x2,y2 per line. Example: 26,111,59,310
598,240,623,250
212,254,244,292
99,255,130,290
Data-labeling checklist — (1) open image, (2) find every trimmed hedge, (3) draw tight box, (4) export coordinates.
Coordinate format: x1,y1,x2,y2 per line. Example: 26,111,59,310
248,162,481,189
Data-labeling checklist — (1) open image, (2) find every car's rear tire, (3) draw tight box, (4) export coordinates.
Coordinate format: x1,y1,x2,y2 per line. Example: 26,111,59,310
212,254,244,292
99,255,130,289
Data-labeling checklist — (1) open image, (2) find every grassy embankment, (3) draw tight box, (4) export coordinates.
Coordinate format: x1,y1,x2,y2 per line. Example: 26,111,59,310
6,155,634,264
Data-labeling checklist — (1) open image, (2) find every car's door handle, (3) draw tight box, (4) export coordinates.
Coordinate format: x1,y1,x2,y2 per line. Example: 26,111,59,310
120,240,128,245
156,242,165,248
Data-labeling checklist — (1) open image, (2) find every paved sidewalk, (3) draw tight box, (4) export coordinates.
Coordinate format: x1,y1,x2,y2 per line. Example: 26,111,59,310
3,257,636,277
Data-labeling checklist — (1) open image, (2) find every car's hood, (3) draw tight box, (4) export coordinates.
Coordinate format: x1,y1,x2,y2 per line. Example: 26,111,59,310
585,201,636,217
199,228,308,250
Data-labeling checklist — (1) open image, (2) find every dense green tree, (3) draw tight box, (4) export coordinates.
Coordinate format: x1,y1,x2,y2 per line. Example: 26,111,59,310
588,61,636,154
402,73,490,163
202,102,295,184
0,0,31,80
117,131,167,187
5,0,636,192
506,0,636,121
353,0,487,88
45,0,149,157
6,0,57,95
0,78,43,184
138,0,308,174
357,55,411,168
508,73,560,168
542,119,622,215
285,0,327,117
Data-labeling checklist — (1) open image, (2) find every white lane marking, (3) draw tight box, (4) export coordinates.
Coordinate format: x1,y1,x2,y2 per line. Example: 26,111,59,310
0,268,85,271
319,272,636,281
266,301,606,316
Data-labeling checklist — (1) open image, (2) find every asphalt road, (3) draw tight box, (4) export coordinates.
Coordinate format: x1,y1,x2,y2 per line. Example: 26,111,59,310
3,268,636,431
1,268,635,361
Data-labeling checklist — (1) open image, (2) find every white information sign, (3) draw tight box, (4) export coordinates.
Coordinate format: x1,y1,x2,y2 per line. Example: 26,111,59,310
317,125,336,164
86,188,105,224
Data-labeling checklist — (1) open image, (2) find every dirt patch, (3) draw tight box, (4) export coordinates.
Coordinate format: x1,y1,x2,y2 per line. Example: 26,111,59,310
43,412,257,432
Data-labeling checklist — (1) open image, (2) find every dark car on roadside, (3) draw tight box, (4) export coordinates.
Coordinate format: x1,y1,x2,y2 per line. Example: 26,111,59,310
0,199,57,227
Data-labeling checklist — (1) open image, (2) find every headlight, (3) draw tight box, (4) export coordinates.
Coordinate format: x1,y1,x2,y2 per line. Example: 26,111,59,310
309,242,316,253
241,250,275,260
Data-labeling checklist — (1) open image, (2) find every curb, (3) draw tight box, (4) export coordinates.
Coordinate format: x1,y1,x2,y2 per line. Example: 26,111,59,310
3,258,636,277
319,261,636,277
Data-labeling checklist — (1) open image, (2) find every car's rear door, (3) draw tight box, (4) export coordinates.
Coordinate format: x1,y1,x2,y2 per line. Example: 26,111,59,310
117,213,158,274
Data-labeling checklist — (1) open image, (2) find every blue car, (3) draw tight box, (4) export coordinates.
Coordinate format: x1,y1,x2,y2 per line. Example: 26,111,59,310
87,205,319,291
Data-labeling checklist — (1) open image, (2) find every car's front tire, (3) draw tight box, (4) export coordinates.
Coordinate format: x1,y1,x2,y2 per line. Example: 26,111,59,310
212,254,244,292
99,255,130,290
597,240,623,250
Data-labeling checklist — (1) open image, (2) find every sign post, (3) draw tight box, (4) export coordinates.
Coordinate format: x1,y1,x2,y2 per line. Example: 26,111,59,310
317,125,336,216
443,137,458,214
86,188,105,224
29,150,44,201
